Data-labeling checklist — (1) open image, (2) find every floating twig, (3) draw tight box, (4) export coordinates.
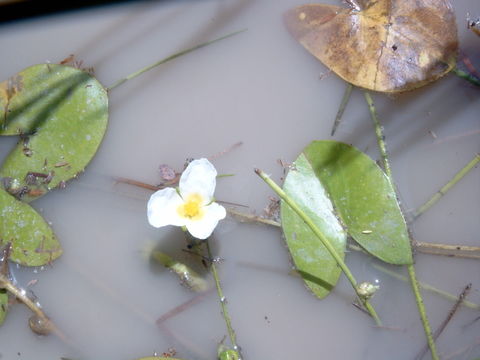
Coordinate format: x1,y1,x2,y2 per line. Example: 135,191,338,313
156,290,212,325
443,337,480,360
413,240,480,260
228,208,480,259
460,54,480,78
415,284,472,360
227,208,281,227
114,177,168,191
209,141,243,160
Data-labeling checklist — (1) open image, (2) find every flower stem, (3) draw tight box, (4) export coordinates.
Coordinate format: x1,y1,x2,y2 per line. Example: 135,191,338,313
364,91,439,360
331,82,353,136
254,168,382,326
107,29,246,91
205,239,240,355
412,154,480,220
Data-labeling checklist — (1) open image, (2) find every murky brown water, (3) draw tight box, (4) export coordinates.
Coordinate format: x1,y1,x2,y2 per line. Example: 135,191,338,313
0,1,479,359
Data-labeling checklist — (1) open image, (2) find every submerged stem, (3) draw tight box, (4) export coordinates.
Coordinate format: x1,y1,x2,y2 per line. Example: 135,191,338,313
372,263,480,310
254,168,382,326
0,273,44,319
412,154,480,220
452,67,480,87
107,29,245,91
365,92,439,360
331,82,353,136
205,239,241,356
0,273,65,339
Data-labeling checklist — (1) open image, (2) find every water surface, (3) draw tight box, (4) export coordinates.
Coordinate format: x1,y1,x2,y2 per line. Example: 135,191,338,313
0,1,479,359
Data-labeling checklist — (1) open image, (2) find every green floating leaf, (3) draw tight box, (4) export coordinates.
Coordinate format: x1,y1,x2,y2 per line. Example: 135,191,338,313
303,140,412,265
0,187,62,266
281,152,347,299
0,64,108,202
0,289,7,325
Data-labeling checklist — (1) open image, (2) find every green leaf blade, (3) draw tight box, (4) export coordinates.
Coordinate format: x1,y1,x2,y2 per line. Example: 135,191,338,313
0,187,62,266
0,64,108,201
281,153,347,299
303,140,412,265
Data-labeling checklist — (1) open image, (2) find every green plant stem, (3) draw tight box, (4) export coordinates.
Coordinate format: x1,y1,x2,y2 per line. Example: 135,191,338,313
452,67,480,87
364,92,392,177
331,82,353,136
412,154,480,219
254,168,382,326
107,29,245,91
408,266,439,360
205,239,240,354
365,91,439,360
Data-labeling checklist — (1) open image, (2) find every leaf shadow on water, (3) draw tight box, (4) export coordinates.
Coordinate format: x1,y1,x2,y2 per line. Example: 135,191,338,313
78,2,195,70
338,80,478,161
1,70,92,135
0,64,109,202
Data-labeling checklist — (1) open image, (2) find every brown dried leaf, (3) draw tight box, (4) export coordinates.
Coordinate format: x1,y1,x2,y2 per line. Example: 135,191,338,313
285,0,458,92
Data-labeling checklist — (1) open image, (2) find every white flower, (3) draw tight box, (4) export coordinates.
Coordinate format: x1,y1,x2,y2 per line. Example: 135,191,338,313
147,158,226,239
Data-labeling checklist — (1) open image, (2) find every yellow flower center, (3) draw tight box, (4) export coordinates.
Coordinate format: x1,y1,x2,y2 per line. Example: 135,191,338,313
177,193,205,220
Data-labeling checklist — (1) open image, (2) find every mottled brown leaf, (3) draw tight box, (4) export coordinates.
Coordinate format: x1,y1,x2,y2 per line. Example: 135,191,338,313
285,0,458,92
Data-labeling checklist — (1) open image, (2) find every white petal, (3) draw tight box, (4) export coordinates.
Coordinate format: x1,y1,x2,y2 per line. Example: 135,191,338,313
179,158,217,204
185,202,226,239
147,187,185,228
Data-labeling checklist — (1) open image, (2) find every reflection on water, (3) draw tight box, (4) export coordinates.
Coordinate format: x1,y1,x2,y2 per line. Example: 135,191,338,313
0,0,479,359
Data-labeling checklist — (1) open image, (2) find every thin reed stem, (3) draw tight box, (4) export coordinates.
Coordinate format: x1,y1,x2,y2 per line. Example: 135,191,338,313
365,91,438,360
